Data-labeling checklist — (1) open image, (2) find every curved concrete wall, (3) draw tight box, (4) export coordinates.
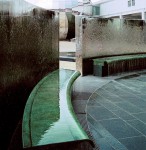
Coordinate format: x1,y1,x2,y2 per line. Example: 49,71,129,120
59,12,75,40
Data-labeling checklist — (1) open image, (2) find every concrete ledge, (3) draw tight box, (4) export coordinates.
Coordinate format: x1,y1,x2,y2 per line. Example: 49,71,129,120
93,54,146,76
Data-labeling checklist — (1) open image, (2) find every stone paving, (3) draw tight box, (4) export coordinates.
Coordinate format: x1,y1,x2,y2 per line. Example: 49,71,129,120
72,71,146,150
59,40,146,150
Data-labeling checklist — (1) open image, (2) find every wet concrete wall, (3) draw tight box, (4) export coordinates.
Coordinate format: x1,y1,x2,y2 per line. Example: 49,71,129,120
0,8,59,149
76,17,146,75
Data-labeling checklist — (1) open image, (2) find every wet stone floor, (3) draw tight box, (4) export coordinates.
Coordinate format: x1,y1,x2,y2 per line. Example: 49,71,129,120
86,72,146,150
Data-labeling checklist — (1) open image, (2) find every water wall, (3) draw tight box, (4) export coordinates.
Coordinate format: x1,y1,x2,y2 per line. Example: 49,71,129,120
76,17,146,75
0,0,59,149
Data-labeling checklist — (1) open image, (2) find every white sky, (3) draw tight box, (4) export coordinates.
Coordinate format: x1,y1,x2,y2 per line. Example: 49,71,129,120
24,0,102,9
25,0,78,9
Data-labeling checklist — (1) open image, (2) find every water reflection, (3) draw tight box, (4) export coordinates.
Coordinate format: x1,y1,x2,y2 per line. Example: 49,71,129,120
38,69,82,145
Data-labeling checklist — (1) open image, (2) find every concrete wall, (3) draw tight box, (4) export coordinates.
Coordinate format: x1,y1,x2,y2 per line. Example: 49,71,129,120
79,17,146,58
0,7,59,149
76,16,146,75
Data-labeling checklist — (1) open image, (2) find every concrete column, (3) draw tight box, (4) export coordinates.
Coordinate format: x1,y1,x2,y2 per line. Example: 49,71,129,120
75,15,83,75
119,14,123,19
141,11,146,22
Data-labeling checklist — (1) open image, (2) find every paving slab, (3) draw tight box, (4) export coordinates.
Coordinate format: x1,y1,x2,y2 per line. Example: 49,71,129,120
72,70,146,150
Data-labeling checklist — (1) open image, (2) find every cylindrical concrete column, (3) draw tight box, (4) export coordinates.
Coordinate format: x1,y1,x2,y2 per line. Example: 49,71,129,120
119,14,123,19
59,12,68,40
141,10,146,21
59,12,75,40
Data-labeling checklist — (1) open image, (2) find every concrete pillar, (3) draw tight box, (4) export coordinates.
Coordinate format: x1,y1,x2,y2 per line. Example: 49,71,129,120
119,14,123,19
59,12,68,40
141,11,146,22
75,15,83,75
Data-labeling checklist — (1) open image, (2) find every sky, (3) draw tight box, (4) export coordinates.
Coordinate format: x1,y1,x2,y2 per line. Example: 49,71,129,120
25,0,79,9
24,0,102,9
